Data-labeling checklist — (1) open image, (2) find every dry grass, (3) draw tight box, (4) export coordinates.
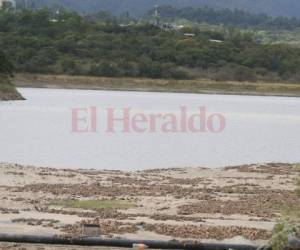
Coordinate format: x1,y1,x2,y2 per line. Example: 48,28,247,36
281,206,300,223
293,164,300,171
15,73,300,97
294,164,300,198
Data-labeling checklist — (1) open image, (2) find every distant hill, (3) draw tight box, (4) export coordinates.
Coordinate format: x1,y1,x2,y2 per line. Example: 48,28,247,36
147,5,300,30
17,0,300,18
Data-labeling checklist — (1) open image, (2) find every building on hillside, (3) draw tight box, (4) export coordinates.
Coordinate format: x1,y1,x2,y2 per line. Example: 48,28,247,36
154,5,160,26
149,5,186,31
0,0,16,8
183,33,196,37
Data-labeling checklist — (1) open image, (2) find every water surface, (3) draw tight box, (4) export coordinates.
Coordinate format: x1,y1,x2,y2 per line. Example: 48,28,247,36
0,88,299,170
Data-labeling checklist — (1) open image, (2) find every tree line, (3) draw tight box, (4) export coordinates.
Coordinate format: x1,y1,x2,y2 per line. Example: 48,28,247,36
1,8,300,82
147,5,300,30
0,50,13,76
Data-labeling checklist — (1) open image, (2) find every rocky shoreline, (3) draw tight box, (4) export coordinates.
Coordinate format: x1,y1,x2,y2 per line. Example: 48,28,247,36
0,91,24,101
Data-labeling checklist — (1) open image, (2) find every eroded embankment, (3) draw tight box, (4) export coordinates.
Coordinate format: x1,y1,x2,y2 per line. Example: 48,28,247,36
0,77,24,101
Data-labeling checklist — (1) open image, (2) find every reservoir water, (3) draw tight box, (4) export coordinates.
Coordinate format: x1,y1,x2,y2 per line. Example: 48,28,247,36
0,87,299,170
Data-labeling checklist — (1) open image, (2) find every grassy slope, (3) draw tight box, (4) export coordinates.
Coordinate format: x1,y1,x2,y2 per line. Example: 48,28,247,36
0,76,24,101
15,73,300,97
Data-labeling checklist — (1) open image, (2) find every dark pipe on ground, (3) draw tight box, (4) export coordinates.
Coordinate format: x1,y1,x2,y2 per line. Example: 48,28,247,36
0,233,264,250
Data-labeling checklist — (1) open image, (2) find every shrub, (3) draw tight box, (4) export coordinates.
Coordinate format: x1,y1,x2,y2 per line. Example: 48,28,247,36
0,50,14,76
89,62,121,77
170,68,190,80
215,64,257,82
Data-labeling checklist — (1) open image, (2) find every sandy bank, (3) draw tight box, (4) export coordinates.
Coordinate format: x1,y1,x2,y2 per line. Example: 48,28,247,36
0,162,299,246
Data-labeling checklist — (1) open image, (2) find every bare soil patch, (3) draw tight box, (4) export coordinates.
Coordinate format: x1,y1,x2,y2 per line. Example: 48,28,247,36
0,162,298,245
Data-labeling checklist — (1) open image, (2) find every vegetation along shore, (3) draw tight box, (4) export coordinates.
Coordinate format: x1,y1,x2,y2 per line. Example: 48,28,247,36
3,6,300,97
14,73,300,97
2,8,300,85
0,76,23,101
0,50,23,101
